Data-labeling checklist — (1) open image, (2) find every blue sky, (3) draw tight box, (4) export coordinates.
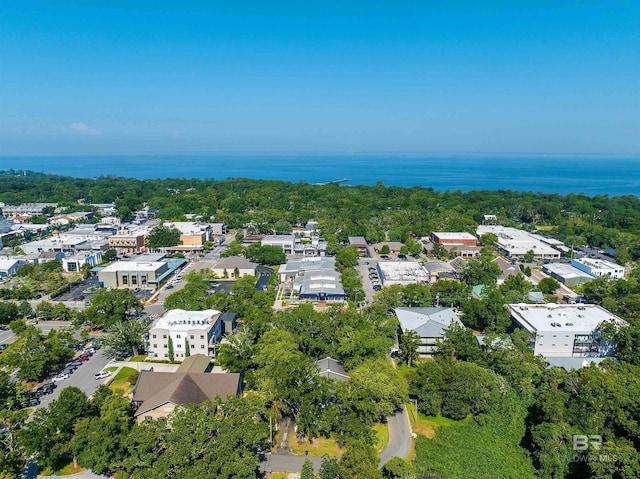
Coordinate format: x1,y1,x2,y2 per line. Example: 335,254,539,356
1,1,638,156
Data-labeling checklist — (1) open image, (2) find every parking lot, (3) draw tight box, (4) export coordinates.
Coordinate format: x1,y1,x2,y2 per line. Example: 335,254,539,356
55,276,99,303
30,349,114,411
357,259,380,302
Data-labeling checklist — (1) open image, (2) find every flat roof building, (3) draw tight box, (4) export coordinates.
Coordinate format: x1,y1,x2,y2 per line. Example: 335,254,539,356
476,225,560,260
430,232,478,247
98,259,174,289
571,258,625,279
377,261,430,286
542,262,596,287
211,256,258,278
506,303,627,361
262,234,296,254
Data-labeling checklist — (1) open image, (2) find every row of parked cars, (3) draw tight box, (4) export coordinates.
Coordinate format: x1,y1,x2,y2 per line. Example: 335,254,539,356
368,266,382,291
52,345,96,382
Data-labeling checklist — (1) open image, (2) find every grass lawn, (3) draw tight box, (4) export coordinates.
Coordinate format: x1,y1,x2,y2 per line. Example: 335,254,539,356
129,355,148,362
395,363,416,379
373,422,389,453
406,402,466,439
39,462,86,476
267,474,288,479
290,435,342,457
108,366,138,395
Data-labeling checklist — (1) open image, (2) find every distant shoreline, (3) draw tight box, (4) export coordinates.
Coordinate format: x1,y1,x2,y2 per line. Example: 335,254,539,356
2,154,640,197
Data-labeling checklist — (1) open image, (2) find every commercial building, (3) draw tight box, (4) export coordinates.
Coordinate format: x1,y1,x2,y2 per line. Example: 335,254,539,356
423,260,458,283
261,234,296,254
211,256,258,278
277,256,337,282
377,261,430,286
395,307,464,358
21,235,108,255
348,236,369,256
542,262,596,287
98,259,176,289
278,257,346,301
0,258,26,277
163,221,212,247
146,309,222,361
0,203,57,219
107,226,151,254
506,303,627,362
430,232,478,247
61,251,103,273
476,225,561,260
571,258,625,279
210,223,227,236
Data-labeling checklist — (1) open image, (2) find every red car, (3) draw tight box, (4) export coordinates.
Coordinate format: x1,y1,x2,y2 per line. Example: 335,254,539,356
78,354,91,362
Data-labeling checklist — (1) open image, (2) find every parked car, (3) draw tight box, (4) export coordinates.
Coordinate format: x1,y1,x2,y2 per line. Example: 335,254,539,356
78,353,91,362
36,383,56,395
70,360,83,368
53,372,70,382
94,371,111,380
0,344,8,351
76,295,85,301
85,346,96,355
166,284,174,289
21,397,40,408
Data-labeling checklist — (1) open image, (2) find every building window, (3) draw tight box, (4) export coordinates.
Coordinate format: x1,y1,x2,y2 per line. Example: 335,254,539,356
191,344,195,349
152,334,156,339
200,335,204,340
177,334,181,338
201,345,205,349
163,334,167,339
177,343,181,348
190,335,194,340
131,275,138,285
122,275,128,285
163,344,167,348
164,353,168,358
153,344,157,348
141,276,147,285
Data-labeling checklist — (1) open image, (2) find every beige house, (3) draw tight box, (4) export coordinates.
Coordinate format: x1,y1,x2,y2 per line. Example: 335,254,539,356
211,256,258,278
132,369,241,422
108,230,146,253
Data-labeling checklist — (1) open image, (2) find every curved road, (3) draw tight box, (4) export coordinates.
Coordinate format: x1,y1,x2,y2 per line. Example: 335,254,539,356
378,406,412,466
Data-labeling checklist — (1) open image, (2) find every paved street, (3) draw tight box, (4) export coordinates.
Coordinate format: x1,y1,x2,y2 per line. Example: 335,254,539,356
378,406,412,466
0,320,80,347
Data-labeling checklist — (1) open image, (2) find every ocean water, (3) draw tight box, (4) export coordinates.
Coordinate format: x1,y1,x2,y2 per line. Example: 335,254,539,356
1,154,639,197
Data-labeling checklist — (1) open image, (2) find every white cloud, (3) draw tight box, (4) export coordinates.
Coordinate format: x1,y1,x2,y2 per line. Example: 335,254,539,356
70,122,101,136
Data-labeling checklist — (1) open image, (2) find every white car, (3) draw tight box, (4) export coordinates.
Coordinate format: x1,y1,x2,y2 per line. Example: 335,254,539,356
94,371,111,380
53,372,70,382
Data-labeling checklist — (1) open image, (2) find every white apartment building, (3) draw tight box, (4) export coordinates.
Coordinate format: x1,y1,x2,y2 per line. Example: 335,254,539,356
261,234,296,254
147,309,222,361
507,303,627,359
571,258,625,279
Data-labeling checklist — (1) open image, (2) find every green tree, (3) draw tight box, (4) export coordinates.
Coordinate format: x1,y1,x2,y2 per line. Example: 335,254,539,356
184,336,190,357
102,319,147,357
301,458,315,479
480,232,498,247
319,455,340,479
338,439,383,479
523,249,536,263
398,330,420,367
537,277,560,294
101,249,117,263
167,335,174,362
380,244,391,255
85,289,143,328
336,246,359,269
145,225,181,249
17,301,32,319
382,457,414,479
461,256,501,287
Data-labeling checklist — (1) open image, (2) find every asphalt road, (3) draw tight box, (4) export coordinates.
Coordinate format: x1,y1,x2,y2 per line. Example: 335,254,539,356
378,406,412,466
0,320,79,347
